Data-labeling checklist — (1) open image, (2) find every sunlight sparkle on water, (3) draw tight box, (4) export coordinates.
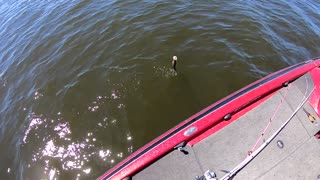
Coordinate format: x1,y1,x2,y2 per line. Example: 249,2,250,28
117,152,123,158
54,122,71,138
23,113,44,143
83,168,91,174
111,90,119,99
23,106,131,178
99,149,110,158
49,169,56,180
34,91,43,100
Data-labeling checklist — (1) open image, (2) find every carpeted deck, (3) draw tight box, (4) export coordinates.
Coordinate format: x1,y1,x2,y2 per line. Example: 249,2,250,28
133,73,320,180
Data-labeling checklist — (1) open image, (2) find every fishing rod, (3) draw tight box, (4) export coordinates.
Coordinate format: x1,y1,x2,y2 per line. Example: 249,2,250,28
220,85,314,180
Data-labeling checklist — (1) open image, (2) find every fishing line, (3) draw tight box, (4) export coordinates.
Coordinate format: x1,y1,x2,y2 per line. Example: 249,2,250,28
221,76,314,180
248,75,308,154
248,86,290,155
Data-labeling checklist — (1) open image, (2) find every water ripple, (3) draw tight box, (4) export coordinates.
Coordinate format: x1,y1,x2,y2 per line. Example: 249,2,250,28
0,0,319,179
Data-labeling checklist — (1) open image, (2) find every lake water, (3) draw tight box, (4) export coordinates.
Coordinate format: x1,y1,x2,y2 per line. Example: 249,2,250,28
0,0,319,179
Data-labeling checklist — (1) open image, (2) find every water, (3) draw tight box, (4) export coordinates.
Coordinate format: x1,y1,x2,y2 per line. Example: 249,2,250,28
0,0,319,179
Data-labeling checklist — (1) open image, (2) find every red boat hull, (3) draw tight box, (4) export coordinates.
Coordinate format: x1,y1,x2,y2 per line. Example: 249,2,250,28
99,59,320,180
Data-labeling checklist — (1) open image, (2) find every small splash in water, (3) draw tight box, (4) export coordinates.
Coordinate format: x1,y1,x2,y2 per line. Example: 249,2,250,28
154,66,177,78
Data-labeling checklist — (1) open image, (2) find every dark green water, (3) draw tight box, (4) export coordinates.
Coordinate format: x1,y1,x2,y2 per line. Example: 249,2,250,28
0,0,319,179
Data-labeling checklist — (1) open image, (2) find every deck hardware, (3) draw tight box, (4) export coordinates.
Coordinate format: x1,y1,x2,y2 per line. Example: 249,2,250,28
195,175,205,180
223,114,231,120
314,130,320,139
220,87,314,180
204,170,217,180
276,140,284,149
174,141,188,155
302,108,316,123
283,81,289,87
184,127,197,136
195,170,217,180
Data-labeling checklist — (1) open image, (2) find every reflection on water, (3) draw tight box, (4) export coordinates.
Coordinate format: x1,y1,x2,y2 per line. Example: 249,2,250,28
0,0,319,179
22,90,132,179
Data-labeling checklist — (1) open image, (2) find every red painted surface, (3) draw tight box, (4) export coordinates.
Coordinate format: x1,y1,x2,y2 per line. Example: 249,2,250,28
99,59,320,180
315,130,320,139
309,67,320,116
188,90,277,146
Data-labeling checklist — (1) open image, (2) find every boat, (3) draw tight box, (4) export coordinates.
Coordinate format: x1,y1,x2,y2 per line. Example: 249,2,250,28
99,59,320,180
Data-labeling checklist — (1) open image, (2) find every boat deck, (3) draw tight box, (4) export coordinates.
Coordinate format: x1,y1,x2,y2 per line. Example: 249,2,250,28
133,73,320,180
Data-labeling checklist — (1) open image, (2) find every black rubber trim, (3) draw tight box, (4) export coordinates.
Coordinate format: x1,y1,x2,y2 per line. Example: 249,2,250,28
102,61,308,179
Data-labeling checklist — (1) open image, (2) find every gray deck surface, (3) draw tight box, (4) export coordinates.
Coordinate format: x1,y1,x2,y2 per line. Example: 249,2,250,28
133,73,320,180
